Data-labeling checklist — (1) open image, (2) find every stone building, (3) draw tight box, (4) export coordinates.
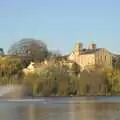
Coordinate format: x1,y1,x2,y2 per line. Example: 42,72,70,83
23,41,112,75
23,60,48,75
23,57,79,76
68,42,112,70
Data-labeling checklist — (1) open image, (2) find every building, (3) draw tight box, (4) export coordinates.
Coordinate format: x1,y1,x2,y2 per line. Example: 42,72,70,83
23,58,79,76
23,60,48,75
23,41,112,75
68,42,112,70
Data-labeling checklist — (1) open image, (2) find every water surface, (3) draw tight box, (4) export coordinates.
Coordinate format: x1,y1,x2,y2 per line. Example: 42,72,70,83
0,97,120,120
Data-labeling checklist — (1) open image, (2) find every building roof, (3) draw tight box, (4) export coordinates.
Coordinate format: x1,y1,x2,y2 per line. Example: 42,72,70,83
50,48,103,61
52,55,68,61
79,48,102,55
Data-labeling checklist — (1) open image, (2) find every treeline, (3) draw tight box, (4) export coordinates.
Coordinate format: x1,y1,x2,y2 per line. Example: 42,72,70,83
1,38,120,96
8,38,61,67
0,56,23,84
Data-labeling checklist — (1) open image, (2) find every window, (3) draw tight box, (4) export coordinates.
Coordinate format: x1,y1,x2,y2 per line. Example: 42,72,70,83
98,84,101,92
105,56,107,60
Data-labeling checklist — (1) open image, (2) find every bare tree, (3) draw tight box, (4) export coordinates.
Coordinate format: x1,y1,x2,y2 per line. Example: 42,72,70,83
8,39,48,65
47,50,62,59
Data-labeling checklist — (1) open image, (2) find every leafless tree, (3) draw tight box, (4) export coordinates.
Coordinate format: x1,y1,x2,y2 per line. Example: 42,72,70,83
8,39,48,65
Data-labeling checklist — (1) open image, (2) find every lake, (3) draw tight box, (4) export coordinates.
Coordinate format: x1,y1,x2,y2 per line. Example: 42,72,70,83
0,97,120,120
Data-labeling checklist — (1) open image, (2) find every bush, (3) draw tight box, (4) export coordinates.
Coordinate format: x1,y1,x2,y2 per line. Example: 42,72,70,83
0,56,23,84
23,60,79,96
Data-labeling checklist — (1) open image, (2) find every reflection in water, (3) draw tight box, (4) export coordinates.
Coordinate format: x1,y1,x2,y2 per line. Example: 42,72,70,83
69,102,74,120
69,102,120,120
69,100,97,120
0,98,120,120
28,104,36,120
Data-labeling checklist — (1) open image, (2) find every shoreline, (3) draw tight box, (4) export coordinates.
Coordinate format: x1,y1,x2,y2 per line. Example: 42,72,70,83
0,96,120,103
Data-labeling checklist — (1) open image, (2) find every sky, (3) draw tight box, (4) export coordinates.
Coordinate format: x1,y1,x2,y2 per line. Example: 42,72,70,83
0,0,120,54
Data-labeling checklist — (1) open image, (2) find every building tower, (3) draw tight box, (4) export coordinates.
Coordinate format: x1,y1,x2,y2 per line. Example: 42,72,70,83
74,42,83,56
88,42,96,49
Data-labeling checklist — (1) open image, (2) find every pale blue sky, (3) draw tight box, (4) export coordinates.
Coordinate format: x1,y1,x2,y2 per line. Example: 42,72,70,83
0,0,120,54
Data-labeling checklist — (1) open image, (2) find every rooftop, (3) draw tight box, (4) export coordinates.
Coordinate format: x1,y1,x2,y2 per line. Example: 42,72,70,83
79,48,102,55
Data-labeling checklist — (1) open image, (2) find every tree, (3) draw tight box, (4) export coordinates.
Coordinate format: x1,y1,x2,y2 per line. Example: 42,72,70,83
105,68,120,95
70,62,81,76
8,39,48,65
36,61,69,96
113,55,120,69
23,73,40,96
68,74,79,95
0,56,23,84
47,50,62,60
23,60,77,96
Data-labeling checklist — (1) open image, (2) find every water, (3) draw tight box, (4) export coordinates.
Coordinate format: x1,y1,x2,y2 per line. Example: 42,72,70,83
0,97,120,120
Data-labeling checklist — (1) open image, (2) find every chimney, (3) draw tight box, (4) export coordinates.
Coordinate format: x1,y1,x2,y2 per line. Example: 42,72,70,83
73,42,83,56
88,42,96,49
74,42,83,52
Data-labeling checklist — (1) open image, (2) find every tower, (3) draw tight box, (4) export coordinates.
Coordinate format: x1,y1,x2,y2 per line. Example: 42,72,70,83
88,42,96,49
74,42,83,55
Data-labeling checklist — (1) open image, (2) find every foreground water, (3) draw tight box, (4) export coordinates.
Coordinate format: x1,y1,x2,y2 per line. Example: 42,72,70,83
0,97,120,120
